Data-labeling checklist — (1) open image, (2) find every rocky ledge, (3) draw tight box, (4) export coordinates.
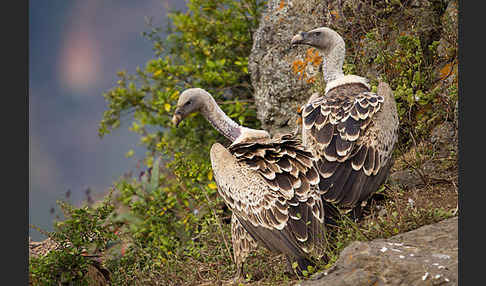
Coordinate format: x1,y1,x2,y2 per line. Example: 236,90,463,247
297,216,458,286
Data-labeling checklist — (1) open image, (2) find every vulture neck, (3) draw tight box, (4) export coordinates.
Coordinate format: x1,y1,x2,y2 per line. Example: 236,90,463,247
200,95,269,144
321,43,345,84
319,40,372,94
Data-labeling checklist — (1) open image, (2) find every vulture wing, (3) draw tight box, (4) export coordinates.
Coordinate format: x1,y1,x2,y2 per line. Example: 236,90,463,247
210,134,326,268
302,82,398,209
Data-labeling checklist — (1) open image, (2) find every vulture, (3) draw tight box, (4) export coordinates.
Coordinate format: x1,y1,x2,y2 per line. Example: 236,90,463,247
291,27,399,216
172,88,327,280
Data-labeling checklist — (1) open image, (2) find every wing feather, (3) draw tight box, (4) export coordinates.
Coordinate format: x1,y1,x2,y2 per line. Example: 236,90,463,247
302,84,397,209
210,137,326,264
231,214,258,267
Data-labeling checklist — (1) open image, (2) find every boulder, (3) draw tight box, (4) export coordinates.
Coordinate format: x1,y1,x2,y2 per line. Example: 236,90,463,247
248,0,329,135
297,216,458,286
388,169,423,189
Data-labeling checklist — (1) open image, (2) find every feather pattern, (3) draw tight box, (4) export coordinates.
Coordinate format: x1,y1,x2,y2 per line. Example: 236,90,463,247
231,213,258,271
210,134,327,273
301,82,399,209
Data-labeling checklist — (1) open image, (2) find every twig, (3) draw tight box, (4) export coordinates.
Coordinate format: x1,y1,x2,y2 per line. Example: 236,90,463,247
426,176,457,185
397,143,429,186
30,224,51,238
450,175,459,215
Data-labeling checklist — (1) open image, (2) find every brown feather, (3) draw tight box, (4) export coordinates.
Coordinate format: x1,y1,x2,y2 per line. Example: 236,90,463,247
335,136,353,156
323,136,338,162
345,117,360,141
363,147,376,176
276,157,292,171
316,160,339,179
317,123,335,146
351,146,368,170
304,107,321,127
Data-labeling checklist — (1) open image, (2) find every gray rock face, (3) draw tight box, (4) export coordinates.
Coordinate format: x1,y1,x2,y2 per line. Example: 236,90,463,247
248,0,330,135
297,216,458,286
431,121,457,158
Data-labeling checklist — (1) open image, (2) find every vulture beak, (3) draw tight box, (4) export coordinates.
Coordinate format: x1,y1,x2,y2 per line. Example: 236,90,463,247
291,32,307,46
172,109,182,127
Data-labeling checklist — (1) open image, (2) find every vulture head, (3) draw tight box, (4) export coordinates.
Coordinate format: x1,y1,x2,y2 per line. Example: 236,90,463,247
291,27,346,83
172,88,209,127
290,27,345,56
172,87,269,143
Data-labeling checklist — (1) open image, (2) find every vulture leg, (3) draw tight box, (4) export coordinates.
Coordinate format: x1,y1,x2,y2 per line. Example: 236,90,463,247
231,214,257,282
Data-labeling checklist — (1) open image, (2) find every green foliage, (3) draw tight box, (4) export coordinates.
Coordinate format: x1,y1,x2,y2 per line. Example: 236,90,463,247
97,4,265,267
30,248,89,285
31,0,266,285
99,0,264,251
331,0,457,147
29,194,118,285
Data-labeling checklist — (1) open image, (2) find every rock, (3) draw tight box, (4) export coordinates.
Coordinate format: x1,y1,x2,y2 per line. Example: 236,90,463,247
437,0,458,60
430,121,457,153
432,0,458,91
248,0,329,135
430,121,455,145
429,121,458,161
389,169,423,189
297,217,458,286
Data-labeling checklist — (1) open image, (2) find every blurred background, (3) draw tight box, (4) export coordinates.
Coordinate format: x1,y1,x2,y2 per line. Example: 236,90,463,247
29,0,186,241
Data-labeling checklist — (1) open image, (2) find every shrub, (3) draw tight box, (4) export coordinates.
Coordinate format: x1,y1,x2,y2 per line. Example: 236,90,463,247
29,194,118,285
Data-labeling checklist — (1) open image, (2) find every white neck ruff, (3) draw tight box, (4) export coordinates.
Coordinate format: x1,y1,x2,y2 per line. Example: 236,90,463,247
325,75,371,94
